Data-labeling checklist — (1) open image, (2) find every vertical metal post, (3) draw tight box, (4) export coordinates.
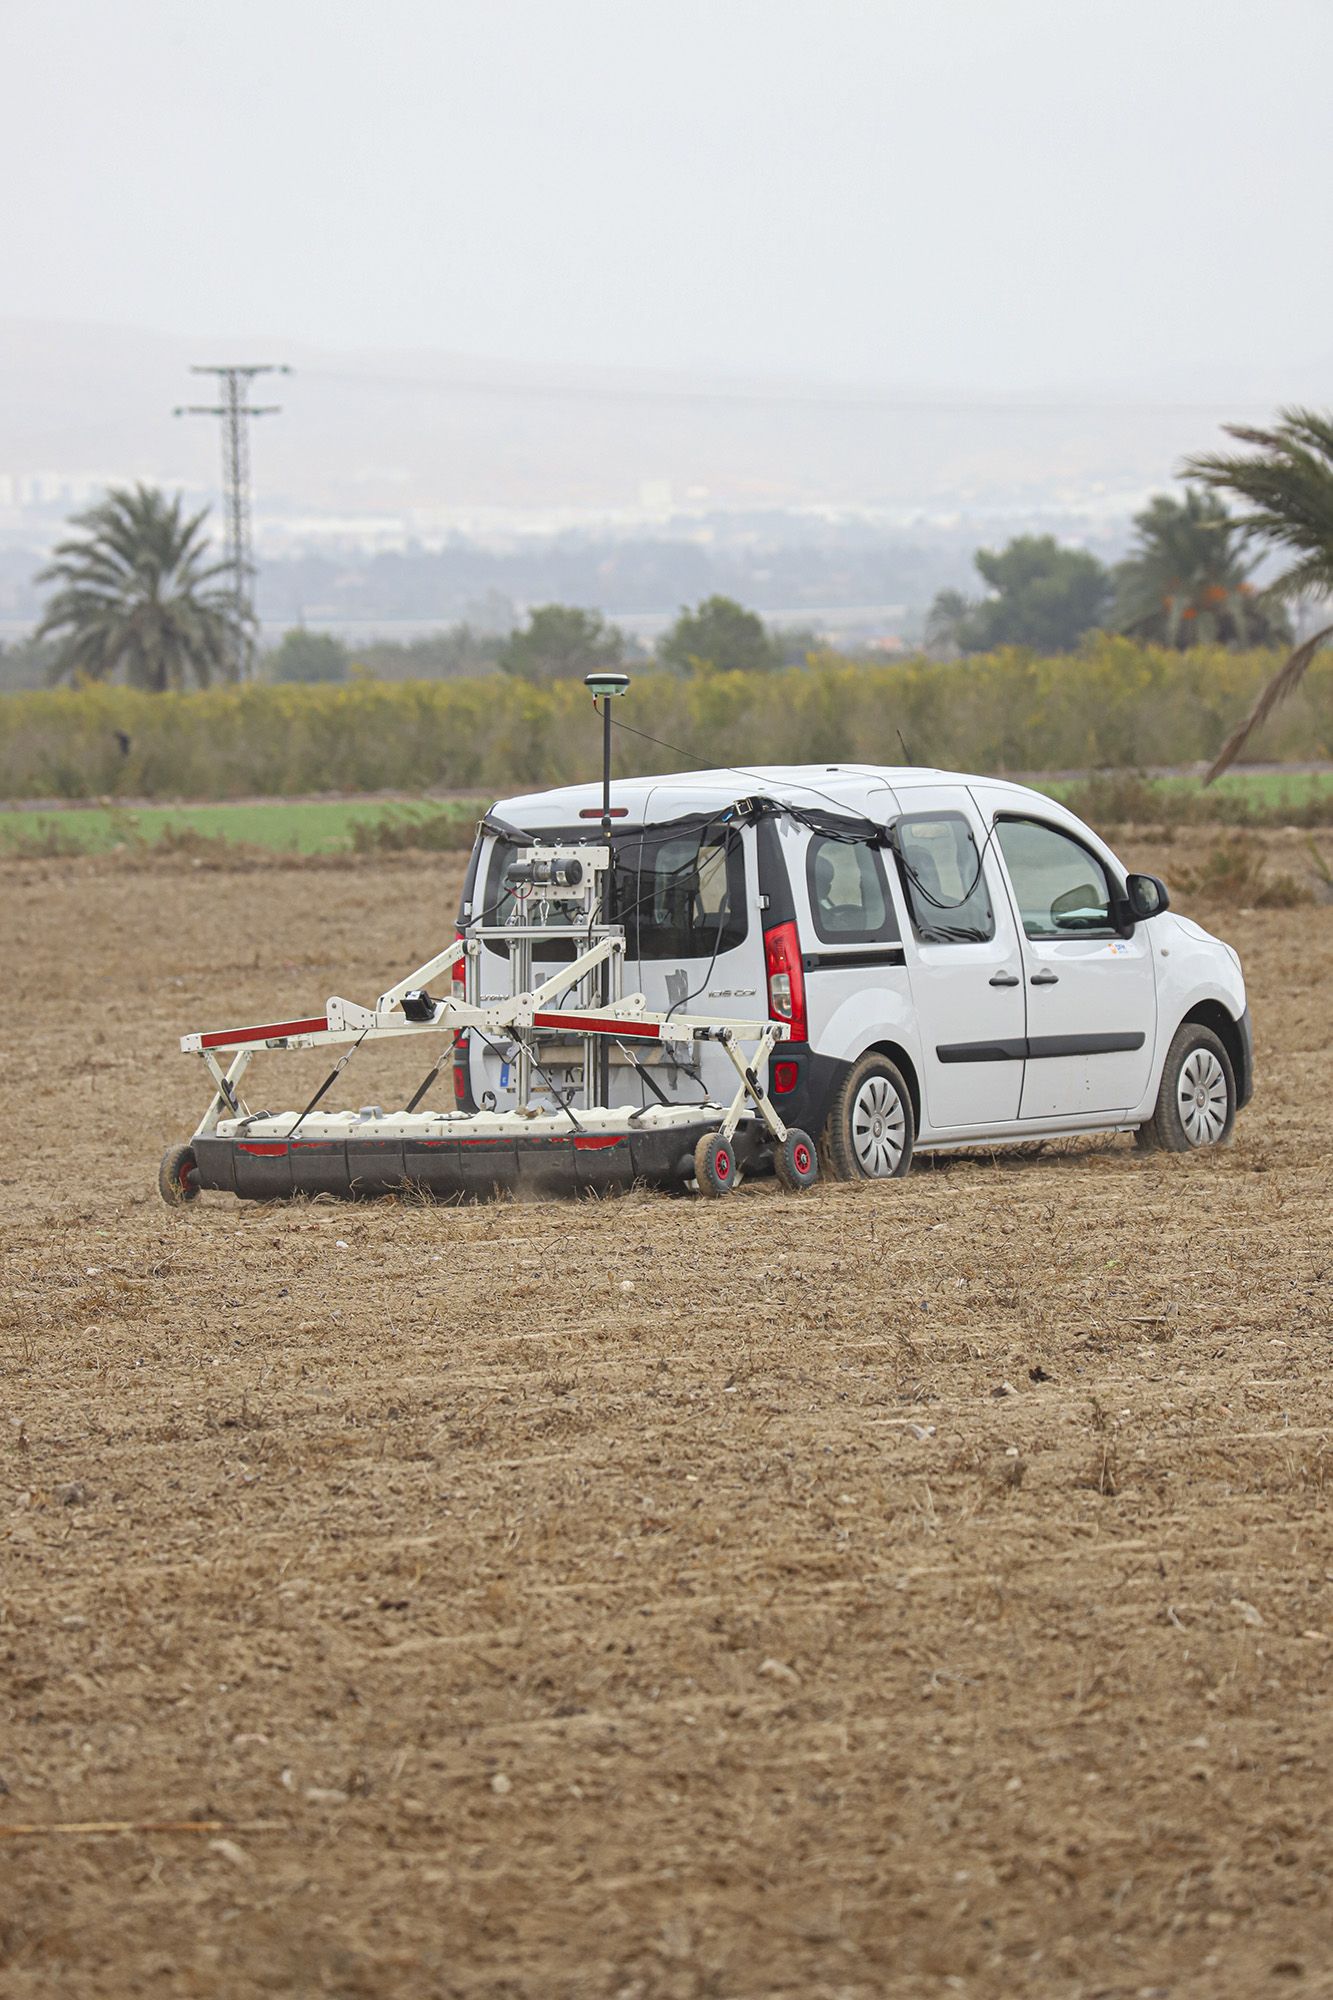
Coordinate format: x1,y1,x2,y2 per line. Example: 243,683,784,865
582,670,630,1110
598,693,614,1106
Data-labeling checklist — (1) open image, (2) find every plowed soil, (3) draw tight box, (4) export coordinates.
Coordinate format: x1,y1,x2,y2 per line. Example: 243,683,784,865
2,839,1330,2000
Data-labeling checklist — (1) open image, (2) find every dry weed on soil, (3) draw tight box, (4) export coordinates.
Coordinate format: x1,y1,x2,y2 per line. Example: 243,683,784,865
1,845,1330,2000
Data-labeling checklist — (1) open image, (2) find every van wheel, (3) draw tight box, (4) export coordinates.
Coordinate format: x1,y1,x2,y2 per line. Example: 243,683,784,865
1141,1023,1236,1153
820,1055,914,1181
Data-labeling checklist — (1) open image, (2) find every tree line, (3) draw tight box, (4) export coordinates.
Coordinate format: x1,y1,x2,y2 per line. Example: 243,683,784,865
5,643,1328,805
21,407,1333,779
925,490,1290,656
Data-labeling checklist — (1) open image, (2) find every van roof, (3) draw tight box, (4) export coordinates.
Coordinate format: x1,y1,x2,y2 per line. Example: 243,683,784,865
493,763,1056,824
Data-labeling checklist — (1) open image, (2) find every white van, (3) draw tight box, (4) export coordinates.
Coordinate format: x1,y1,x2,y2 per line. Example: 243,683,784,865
454,764,1252,1178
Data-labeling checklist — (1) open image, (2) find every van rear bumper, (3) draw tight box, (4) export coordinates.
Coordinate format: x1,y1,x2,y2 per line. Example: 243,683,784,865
772,1046,848,1141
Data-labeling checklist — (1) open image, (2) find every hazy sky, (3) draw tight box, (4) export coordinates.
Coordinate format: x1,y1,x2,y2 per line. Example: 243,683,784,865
3,0,1331,393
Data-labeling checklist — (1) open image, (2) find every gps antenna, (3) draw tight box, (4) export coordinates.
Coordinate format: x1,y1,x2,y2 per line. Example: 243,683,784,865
584,670,630,842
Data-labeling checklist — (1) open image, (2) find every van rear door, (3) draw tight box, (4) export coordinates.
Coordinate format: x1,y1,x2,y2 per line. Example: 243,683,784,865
462,807,765,1114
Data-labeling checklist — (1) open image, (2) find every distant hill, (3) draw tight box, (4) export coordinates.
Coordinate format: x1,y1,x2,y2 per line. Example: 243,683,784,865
1,317,1317,540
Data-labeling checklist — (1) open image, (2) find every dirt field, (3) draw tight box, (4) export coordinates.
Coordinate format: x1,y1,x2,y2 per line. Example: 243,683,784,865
2,838,1330,1999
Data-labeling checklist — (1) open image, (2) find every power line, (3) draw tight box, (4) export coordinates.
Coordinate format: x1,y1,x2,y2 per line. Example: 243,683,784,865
175,364,290,678
297,363,1281,419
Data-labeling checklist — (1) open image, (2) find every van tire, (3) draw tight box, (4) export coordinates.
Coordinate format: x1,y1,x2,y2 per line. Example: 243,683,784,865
1140,1023,1236,1153
820,1054,914,1181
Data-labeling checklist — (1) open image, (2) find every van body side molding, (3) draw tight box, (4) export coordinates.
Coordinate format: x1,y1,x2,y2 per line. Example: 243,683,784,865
1028,1031,1146,1059
936,1031,1147,1065
936,1038,1027,1064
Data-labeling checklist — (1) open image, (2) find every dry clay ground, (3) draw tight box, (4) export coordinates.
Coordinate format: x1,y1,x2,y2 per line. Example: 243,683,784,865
1,834,1330,2000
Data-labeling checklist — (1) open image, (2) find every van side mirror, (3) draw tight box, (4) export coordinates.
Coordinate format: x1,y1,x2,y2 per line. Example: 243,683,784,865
1125,872,1170,920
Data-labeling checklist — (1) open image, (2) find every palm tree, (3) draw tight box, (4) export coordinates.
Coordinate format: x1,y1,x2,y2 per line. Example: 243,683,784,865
1184,409,1333,780
924,587,971,656
1112,487,1290,650
38,485,246,691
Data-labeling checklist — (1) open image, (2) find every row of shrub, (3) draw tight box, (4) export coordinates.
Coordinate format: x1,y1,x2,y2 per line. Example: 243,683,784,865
1,640,1329,801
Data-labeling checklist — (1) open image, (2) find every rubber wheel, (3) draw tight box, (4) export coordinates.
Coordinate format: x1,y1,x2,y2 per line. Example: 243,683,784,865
694,1131,737,1197
775,1127,819,1192
1139,1023,1236,1154
159,1142,201,1206
820,1053,915,1181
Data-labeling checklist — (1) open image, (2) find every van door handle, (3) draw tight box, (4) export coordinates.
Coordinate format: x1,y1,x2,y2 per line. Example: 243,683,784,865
988,971,1020,987
1030,969,1059,986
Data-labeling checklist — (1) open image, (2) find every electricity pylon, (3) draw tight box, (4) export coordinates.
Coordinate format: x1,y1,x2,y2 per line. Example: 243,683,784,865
175,364,290,679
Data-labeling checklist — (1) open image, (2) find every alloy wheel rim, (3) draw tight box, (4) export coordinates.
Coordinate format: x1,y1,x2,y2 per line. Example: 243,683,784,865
1176,1047,1228,1146
851,1076,906,1176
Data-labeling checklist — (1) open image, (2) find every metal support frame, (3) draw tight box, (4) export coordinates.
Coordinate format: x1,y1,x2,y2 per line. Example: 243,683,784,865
195,1050,253,1137
180,838,790,1163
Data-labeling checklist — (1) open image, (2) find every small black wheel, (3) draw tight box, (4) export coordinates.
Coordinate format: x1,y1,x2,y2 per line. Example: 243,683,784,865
1140,1023,1236,1154
694,1131,737,1197
820,1053,915,1181
775,1127,819,1192
159,1142,201,1206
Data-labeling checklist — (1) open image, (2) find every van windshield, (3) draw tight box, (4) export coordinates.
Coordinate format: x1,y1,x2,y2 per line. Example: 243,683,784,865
482,816,747,962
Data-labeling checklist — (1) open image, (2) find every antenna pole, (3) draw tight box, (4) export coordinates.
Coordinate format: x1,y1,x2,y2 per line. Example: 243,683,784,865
583,670,630,1107
175,364,291,680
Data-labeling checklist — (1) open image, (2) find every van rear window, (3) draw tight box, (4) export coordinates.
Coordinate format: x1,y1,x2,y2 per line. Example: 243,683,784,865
620,823,746,960
482,818,747,963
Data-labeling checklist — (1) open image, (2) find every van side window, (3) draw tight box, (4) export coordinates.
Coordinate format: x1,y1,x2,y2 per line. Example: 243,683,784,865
996,818,1116,937
894,813,994,942
805,836,899,944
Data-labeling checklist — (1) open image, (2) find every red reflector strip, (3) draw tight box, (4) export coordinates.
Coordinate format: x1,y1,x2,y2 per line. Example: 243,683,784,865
200,1015,327,1049
579,807,629,818
237,1142,289,1157
573,1135,625,1151
531,1011,660,1038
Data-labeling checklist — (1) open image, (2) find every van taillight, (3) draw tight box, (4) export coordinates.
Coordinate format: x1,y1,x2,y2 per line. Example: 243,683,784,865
451,929,466,1000
764,920,807,1042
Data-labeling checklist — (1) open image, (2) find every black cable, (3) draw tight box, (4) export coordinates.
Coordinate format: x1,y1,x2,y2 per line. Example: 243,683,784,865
584,808,743,944
608,713,894,830
892,816,1003,932
661,821,743,1025
468,1025,584,1132
287,1029,370,1139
